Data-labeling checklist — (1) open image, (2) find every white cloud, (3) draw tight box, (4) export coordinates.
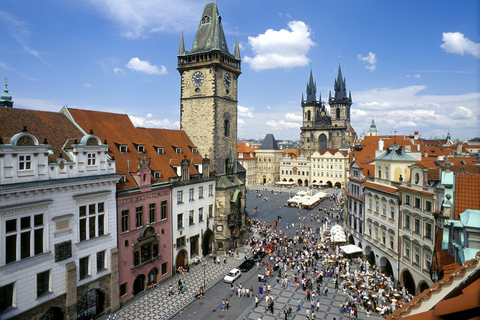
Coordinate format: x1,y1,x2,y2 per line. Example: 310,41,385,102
129,115,179,129
266,106,271,110
85,0,203,38
238,105,255,118
83,83,91,88
440,32,480,58
243,21,315,71
285,112,302,121
126,57,167,75
352,86,480,139
357,52,377,72
113,68,125,75
414,74,421,79
266,119,300,129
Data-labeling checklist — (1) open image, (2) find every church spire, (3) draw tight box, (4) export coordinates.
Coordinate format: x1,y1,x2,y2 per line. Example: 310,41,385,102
0,77,13,108
178,22,185,55
333,64,347,101
305,63,317,104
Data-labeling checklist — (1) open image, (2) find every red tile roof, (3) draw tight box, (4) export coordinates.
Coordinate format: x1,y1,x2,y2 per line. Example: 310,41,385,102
65,108,203,189
318,148,348,156
237,142,256,160
454,172,480,219
388,251,480,320
0,107,84,162
282,149,300,158
363,181,397,194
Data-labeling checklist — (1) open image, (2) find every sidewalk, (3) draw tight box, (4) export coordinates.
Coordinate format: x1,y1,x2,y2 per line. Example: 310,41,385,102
99,245,251,320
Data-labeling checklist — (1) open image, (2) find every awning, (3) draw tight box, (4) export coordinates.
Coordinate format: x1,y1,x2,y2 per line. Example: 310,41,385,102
340,244,363,254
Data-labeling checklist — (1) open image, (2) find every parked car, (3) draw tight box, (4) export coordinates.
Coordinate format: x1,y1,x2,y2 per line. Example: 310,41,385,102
224,268,241,283
238,259,255,272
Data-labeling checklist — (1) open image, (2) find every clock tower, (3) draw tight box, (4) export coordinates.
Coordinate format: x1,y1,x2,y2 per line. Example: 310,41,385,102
177,1,241,175
178,2,247,254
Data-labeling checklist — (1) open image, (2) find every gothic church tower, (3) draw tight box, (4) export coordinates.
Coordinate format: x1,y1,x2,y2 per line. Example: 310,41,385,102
177,2,241,175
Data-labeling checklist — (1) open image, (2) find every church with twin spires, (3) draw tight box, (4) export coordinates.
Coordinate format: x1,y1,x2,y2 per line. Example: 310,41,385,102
299,65,357,157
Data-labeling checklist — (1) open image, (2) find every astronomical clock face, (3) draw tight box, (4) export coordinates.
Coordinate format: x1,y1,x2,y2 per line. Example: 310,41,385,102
223,73,231,88
216,225,223,232
192,71,204,87
321,111,326,116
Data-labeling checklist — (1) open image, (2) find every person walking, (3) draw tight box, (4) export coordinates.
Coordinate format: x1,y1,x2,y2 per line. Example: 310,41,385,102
255,294,259,308
297,298,302,311
226,299,230,310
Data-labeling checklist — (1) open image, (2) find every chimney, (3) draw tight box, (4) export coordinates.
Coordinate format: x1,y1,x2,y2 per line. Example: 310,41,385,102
414,131,419,140
378,139,384,151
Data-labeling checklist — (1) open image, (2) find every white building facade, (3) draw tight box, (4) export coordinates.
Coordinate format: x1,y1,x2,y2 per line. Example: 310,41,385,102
0,120,119,320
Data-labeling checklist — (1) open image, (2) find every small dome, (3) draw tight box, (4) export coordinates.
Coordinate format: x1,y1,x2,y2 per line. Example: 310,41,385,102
1,82,12,102
368,119,378,132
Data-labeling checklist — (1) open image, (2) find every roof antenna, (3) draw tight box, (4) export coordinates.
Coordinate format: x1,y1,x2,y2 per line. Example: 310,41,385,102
394,130,397,144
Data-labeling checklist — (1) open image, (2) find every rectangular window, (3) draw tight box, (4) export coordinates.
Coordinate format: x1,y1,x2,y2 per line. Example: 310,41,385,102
149,203,156,223
121,209,129,232
209,204,213,218
189,188,194,201
19,155,32,170
0,283,14,312
405,242,410,259
120,283,128,296
156,147,164,155
390,206,395,220
154,171,161,179
175,148,182,154
136,206,143,228
37,270,50,297
119,145,128,153
425,201,432,212
382,203,387,216
369,198,372,210
177,191,183,203
87,153,96,166
375,201,379,213
425,254,432,270
405,215,410,230
369,224,372,236
79,203,104,241
405,195,411,206
189,210,194,225
382,231,386,245
79,256,89,280
5,214,44,264
97,251,105,272
137,145,145,153
415,248,420,265
390,235,394,249
414,198,421,209
415,219,420,234
176,236,186,248
161,200,168,220
426,223,432,239
177,213,183,229
199,207,204,221
162,262,168,275
199,186,204,198
208,185,213,196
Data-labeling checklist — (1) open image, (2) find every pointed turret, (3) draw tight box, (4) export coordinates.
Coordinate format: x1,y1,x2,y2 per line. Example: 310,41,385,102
234,28,241,60
178,23,185,56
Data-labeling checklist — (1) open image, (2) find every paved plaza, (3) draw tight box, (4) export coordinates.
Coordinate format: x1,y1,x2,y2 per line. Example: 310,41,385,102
100,185,383,320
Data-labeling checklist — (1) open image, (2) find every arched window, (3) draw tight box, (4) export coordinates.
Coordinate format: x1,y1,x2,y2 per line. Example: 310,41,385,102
378,165,382,179
385,166,390,180
224,119,230,137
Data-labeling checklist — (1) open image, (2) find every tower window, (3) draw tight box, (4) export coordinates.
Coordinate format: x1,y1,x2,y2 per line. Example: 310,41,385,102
307,110,311,121
224,119,230,137
336,108,340,119
201,16,211,24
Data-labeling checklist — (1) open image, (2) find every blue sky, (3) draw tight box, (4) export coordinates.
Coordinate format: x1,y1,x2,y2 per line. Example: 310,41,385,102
1,0,479,141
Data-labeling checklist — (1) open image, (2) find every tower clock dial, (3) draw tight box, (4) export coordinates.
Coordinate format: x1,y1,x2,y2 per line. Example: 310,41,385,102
192,71,204,87
223,73,231,88
321,111,326,116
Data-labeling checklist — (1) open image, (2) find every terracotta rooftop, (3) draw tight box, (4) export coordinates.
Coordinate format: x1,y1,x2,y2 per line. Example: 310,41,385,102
387,251,480,320
318,148,349,156
454,172,480,220
282,148,300,158
0,107,84,162
363,181,398,194
64,108,203,190
237,142,256,160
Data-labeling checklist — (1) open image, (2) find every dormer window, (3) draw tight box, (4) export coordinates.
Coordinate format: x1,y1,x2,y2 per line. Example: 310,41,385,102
154,171,161,180
156,147,164,155
176,148,182,154
191,147,198,153
201,15,211,24
119,175,126,184
119,145,128,153
137,145,145,153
